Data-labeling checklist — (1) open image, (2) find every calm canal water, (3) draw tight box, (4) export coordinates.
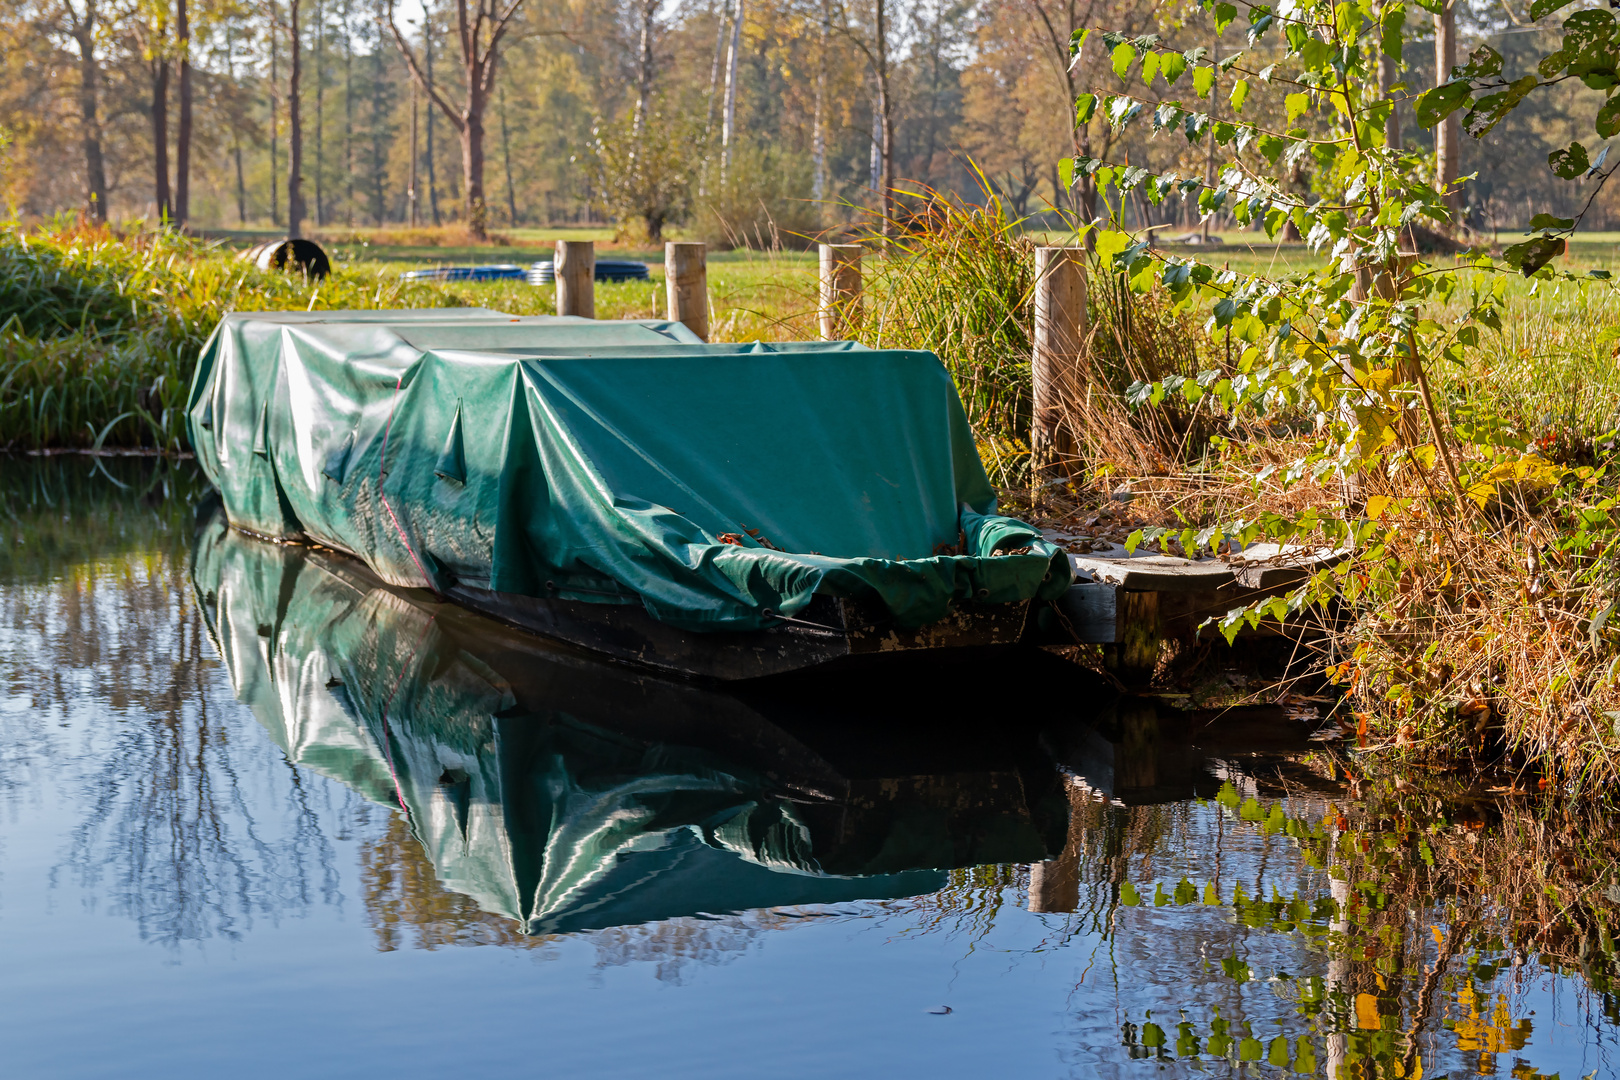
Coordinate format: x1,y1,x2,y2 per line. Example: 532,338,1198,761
2,456,1616,1079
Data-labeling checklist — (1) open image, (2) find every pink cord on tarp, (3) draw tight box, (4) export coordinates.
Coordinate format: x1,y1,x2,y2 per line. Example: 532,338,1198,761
378,372,442,597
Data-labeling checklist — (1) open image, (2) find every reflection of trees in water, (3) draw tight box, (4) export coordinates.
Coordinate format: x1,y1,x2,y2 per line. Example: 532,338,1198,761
583,914,791,987
359,812,800,983
1078,771,1620,1079
361,813,553,951
0,520,354,947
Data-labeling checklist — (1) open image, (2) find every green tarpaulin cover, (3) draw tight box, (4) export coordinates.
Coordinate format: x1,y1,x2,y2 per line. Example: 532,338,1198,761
187,309,1070,632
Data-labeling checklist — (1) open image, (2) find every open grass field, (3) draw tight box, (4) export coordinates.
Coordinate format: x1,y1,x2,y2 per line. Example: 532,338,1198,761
192,223,1620,348
200,226,823,340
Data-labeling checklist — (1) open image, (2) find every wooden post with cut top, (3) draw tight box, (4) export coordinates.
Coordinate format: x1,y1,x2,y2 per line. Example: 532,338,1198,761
1032,246,1087,480
819,243,862,340
555,240,595,318
664,242,709,340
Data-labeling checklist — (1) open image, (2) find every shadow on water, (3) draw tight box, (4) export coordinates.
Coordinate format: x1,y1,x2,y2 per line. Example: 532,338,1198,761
11,457,1620,1076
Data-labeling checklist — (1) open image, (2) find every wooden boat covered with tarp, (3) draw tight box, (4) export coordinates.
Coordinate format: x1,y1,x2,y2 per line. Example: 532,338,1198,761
185,309,1072,679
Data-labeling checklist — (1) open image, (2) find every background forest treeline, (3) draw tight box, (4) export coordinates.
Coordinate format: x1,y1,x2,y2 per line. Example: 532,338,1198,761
0,0,1617,244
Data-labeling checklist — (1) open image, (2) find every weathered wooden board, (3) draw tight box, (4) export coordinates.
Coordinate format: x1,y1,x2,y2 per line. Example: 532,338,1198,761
1047,529,1345,594
1067,549,1236,592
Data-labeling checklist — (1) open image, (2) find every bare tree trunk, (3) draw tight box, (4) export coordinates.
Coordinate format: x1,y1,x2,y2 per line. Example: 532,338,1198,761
699,0,728,194
234,141,248,223
875,0,894,237
270,6,281,228
720,0,743,183
460,16,492,237
227,25,247,223
811,0,827,203
499,81,517,225
1380,13,1401,151
314,0,325,226
371,0,387,224
921,0,946,182
460,93,484,235
869,93,880,189
343,0,353,224
176,0,192,226
69,4,108,222
288,0,306,238
1202,23,1217,241
408,77,418,226
383,0,525,239
152,55,171,222
1434,0,1459,222
425,26,440,226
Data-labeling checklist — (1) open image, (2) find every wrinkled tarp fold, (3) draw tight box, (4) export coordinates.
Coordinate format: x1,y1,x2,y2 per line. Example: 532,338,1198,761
187,309,1071,631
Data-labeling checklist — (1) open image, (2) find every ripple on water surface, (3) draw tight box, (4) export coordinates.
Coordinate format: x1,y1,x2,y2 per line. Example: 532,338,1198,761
0,456,1613,1080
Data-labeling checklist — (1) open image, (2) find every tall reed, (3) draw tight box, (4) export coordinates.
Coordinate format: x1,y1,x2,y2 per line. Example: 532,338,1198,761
853,182,1214,488
855,183,1037,489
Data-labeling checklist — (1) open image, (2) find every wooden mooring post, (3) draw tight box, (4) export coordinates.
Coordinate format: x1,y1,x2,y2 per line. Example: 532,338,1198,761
665,242,709,341
1032,247,1087,480
555,239,595,318
819,243,862,340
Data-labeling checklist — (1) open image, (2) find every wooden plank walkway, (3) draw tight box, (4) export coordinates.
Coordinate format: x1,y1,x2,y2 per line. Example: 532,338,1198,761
1041,529,1346,683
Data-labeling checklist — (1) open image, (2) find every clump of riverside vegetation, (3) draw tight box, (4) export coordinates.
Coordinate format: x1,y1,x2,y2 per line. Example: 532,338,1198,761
854,173,1215,489
1041,0,1620,790
0,223,456,450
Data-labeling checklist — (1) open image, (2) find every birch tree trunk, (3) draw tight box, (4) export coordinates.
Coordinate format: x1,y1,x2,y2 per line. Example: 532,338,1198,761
633,0,655,137
720,0,743,184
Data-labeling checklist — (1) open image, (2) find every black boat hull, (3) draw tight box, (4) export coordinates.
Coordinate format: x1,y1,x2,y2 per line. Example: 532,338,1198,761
446,583,1038,681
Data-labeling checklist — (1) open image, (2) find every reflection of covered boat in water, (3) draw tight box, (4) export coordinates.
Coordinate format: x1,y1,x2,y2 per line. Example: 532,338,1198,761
183,310,1072,680
192,507,1069,934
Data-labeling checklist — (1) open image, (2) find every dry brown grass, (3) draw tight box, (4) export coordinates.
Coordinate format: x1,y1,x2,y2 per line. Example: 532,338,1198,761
1332,486,1620,790
1011,267,1620,792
